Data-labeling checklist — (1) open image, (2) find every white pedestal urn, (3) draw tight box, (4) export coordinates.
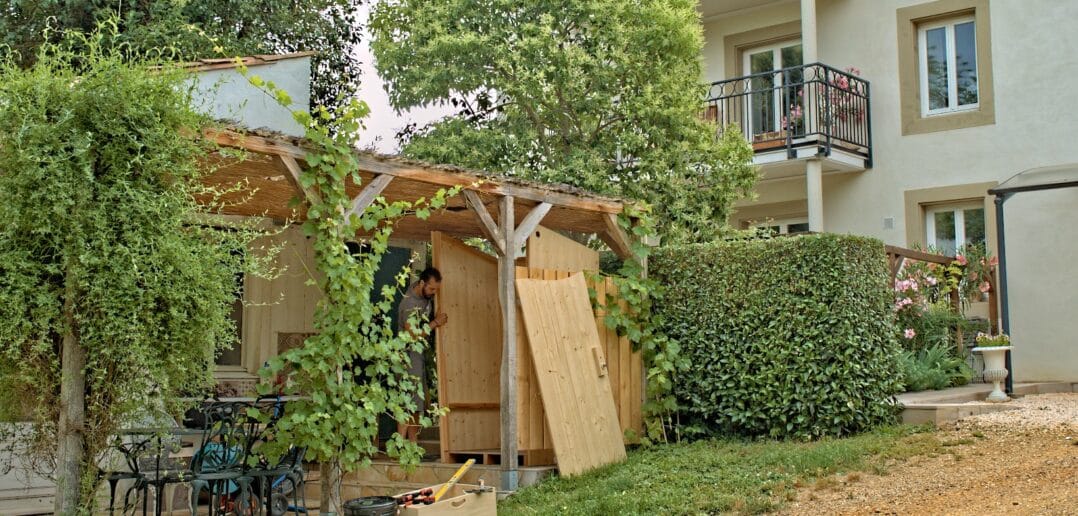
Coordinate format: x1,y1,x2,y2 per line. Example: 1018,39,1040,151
972,346,1013,402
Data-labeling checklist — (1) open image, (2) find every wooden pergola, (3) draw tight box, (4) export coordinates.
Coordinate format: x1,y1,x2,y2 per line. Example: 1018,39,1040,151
201,127,639,489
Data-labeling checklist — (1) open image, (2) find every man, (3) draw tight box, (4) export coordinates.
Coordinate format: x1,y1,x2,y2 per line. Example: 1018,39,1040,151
396,267,448,443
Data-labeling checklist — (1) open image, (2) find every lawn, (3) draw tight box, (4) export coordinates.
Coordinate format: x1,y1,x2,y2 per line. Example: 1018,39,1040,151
499,425,942,515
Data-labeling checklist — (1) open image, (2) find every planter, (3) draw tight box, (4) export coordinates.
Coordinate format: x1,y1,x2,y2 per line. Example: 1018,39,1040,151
972,346,1013,402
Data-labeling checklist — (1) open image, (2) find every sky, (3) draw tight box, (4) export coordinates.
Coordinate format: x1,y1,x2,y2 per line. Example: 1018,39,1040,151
353,4,453,153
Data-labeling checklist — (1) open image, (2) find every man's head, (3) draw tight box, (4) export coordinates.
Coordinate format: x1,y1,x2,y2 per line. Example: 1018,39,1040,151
418,267,442,299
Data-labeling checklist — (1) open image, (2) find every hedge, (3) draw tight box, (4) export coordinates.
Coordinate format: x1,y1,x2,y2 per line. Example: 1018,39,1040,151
652,233,901,440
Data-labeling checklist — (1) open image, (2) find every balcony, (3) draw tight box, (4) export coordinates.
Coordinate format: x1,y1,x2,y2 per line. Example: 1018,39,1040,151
704,63,872,178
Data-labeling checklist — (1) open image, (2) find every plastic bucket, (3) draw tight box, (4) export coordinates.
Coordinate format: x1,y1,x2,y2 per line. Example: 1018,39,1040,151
342,496,398,516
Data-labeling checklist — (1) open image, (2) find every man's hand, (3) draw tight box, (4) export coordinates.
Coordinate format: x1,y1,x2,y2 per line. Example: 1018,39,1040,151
432,312,448,328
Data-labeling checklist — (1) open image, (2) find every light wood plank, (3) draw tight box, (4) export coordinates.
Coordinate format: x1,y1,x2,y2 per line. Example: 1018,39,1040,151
433,232,503,454
526,226,600,272
515,273,626,476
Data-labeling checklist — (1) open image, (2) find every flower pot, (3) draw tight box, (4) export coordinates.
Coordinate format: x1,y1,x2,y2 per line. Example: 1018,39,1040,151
972,346,1013,402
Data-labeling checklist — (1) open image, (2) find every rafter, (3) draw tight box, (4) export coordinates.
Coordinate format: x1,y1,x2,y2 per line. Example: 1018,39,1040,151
463,190,505,256
279,155,322,206
601,213,633,259
342,174,393,225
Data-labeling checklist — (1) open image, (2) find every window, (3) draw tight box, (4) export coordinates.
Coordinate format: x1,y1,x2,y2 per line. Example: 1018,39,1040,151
925,203,985,255
216,271,245,368
755,217,809,236
896,0,994,135
919,17,978,116
743,41,803,137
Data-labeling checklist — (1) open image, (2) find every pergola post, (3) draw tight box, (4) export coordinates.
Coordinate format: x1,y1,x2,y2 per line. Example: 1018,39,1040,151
498,195,518,491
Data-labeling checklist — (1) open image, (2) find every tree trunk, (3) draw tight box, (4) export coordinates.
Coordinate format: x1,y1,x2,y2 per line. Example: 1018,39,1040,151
319,459,342,514
54,281,86,515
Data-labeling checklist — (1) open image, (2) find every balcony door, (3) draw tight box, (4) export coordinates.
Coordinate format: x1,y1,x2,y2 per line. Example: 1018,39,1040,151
743,41,803,139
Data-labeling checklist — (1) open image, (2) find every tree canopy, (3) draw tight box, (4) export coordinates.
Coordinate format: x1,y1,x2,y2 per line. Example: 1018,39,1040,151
0,32,272,511
0,0,362,120
370,0,757,244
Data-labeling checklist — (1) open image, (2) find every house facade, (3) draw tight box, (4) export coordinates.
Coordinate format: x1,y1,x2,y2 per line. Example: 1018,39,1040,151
702,0,1077,382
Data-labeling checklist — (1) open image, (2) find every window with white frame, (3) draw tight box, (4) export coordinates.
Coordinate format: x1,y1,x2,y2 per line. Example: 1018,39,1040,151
925,202,985,256
919,16,979,116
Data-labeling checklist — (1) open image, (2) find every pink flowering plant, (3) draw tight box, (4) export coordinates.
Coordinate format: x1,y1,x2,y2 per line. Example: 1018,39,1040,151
822,66,866,127
952,244,997,305
893,261,970,352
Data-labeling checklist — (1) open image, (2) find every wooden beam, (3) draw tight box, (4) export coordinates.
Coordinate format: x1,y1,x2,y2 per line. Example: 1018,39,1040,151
279,154,322,206
511,202,553,258
463,190,505,256
187,213,282,230
601,213,634,260
205,128,625,214
342,174,393,226
498,196,519,491
883,244,954,265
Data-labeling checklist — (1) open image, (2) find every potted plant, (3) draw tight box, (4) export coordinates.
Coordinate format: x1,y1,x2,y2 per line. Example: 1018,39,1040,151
972,332,1012,402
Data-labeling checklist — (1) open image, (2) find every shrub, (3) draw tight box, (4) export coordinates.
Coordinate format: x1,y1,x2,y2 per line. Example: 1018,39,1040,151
897,344,973,392
652,234,901,440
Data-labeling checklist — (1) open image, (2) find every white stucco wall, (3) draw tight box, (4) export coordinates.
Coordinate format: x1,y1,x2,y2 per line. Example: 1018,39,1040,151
190,57,312,137
704,0,1078,381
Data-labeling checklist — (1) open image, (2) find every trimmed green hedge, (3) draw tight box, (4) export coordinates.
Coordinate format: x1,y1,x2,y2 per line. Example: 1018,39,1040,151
652,234,901,440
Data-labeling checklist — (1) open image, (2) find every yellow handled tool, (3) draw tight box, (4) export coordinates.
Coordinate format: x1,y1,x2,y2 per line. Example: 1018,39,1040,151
433,458,475,502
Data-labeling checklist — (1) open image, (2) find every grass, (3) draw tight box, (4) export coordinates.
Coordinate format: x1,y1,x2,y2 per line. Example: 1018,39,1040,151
499,425,941,516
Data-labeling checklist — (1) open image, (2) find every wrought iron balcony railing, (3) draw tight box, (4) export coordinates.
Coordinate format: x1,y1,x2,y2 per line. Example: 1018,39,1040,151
704,62,872,167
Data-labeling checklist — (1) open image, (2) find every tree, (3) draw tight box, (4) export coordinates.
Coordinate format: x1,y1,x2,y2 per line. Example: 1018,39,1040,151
370,0,757,244
0,0,363,121
0,31,272,512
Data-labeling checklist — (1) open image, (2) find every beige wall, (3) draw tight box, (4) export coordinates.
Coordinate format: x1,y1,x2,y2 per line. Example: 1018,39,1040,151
239,226,322,376
1003,189,1078,382
706,0,1078,381
229,227,428,378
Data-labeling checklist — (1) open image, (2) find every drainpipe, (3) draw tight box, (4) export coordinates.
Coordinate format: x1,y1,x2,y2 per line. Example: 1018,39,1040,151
993,194,1013,394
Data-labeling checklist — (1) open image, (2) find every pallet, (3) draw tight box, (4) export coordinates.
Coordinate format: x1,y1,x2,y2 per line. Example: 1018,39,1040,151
446,449,555,467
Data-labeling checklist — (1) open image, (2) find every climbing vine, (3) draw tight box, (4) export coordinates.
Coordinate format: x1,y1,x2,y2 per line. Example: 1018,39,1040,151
591,205,687,444
0,25,277,513
243,63,461,512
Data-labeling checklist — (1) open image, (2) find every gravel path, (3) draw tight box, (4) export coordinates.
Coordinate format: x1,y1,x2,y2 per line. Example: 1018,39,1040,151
780,393,1078,515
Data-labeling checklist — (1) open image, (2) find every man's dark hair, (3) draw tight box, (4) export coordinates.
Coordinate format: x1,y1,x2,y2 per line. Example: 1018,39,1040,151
419,267,442,283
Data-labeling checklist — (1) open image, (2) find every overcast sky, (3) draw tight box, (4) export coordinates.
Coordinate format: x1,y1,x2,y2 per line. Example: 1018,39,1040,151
353,5,453,153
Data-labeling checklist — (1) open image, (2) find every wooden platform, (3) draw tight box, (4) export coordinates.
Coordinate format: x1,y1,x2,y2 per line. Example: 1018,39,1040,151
308,459,556,500
445,448,555,467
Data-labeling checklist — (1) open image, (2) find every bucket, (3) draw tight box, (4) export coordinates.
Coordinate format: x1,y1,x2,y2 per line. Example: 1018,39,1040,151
342,496,398,516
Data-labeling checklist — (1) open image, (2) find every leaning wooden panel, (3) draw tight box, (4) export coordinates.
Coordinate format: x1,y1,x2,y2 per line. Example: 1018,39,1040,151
525,226,600,272
432,232,503,455
515,273,627,476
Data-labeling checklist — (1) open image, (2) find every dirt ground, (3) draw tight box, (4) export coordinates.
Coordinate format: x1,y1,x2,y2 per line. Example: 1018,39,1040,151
780,393,1078,516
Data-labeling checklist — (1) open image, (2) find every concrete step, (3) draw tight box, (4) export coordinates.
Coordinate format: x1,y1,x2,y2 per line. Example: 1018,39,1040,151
897,381,1074,425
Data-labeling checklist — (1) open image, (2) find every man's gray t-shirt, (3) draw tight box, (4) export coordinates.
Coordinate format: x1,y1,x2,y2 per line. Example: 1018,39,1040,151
397,282,433,410
397,283,433,333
